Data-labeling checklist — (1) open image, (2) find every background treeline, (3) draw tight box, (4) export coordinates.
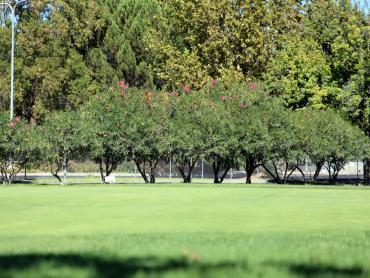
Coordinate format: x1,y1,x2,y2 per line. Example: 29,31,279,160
0,0,369,183
1,82,369,184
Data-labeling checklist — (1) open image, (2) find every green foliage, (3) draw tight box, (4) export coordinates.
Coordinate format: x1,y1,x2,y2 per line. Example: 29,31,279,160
297,109,370,183
83,89,129,184
98,0,160,88
0,113,40,184
124,88,169,183
0,1,106,122
40,111,92,184
266,0,369,133
0,0,368,185
265,36,335,109
166,87,210,183
232,83,271,183
200,81,239,183
146,0,301,89
260,105,304,184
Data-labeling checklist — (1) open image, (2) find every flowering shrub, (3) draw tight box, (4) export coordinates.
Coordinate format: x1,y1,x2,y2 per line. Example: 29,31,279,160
0,113,41,184
118,80,129,95
9,116,23,129
184,86,191,94
249,82,257,90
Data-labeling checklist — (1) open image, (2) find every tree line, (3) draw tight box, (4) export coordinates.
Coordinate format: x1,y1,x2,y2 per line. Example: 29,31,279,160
1,82,368,184
0,0,368,183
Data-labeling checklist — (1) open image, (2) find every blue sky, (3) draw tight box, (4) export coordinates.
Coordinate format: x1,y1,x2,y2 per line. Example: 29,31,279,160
356,0,369,13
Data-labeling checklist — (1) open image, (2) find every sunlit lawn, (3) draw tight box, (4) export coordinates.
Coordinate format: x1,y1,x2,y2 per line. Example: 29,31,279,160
0,184,370,277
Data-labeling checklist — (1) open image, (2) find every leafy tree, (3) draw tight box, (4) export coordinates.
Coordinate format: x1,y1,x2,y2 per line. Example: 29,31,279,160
0,113,40,184
298,109,369,184
265,35,336,109
199,81,239,184
146,0,302,89
40,111,92,184
266,0,370,182
96,0,161,89
166,87,209,183
84,86,128,184
124,88,169,184
233,83,271,184
0,1,105,122
261,105,304,184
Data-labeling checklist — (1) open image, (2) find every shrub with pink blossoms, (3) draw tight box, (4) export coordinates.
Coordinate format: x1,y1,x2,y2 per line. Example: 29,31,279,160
249,82,257,90
117,80,129,95
184,86,191,94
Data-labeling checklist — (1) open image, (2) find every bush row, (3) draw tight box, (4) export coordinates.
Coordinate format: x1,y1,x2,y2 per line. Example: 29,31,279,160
1,82,368,184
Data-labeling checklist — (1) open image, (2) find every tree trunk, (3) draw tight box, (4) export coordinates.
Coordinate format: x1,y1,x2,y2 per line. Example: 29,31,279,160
184,175,191,183
99,161,107,184
219,167,230,184
53,173,62,184
262,162,282,184
51,164,63,185
177,157,198,183
332,171,339,185
263,163,276,183
244,156,261,184
282,162,289,184
177,166,187,183
148,160,158,184
213,159,221,183
295,166,306,182
1,168,9,184
245,167,256,184
149,170,155,183
364,158,370,185
313,161,323,183
135,159,149,184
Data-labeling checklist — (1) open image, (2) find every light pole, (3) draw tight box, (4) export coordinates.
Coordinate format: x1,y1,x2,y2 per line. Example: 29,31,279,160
0,0,27,120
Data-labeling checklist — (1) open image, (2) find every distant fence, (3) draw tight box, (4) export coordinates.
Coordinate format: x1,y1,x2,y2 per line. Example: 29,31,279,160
133,159,365,183
19,159,364,184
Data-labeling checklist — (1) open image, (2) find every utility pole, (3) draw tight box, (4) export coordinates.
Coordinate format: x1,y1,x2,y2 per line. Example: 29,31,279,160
0,0,28,120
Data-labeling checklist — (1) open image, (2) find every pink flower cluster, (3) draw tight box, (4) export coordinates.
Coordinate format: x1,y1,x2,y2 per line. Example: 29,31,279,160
208,79,218,91
118,80,129,95
220,96,227,102
179,83,191,94
9,116,21,129
184,86,191,94
249,82,257,90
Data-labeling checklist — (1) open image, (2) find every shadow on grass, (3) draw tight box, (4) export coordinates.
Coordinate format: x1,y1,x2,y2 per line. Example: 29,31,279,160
0,254,366,277
290,263,363,277
267,261,364,277
0,254,245,277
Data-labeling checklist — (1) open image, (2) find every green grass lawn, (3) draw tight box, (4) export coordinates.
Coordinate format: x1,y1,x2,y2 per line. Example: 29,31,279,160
0,184,370,277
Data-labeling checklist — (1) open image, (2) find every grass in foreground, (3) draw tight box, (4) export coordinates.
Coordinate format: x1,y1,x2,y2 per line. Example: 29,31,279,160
0,184,370,277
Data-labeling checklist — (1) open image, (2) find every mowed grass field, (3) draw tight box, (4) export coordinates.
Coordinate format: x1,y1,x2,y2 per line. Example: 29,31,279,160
0,184,370,277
